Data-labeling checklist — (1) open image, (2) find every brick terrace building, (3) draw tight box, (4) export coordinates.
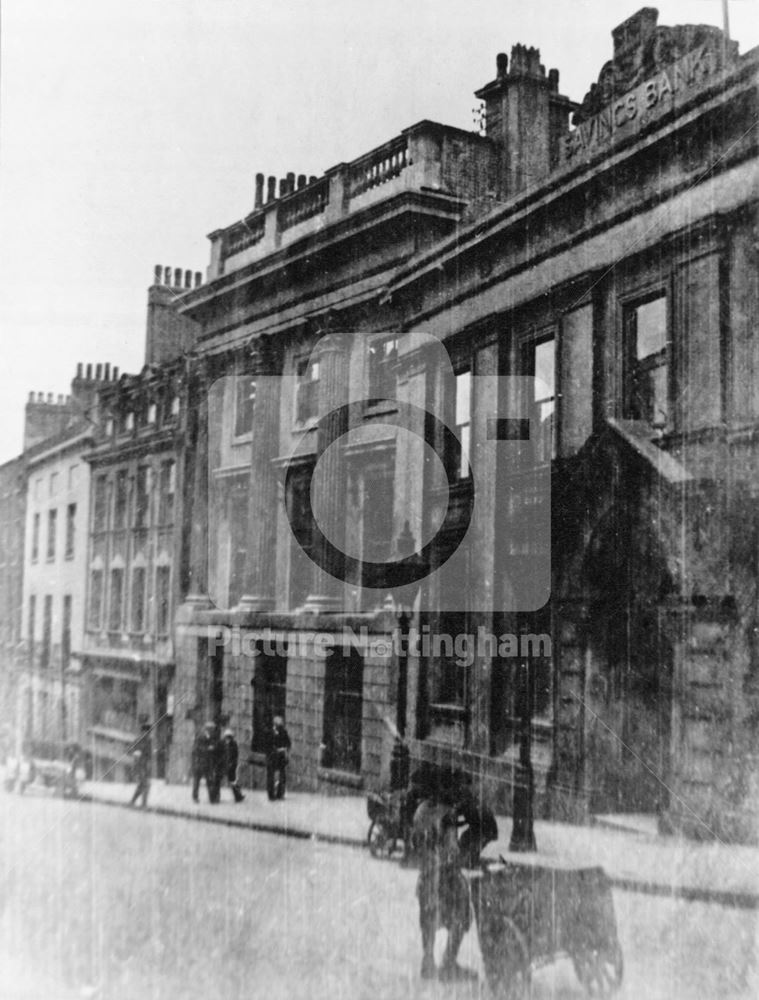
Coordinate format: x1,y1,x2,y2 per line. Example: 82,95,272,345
80,268,199,779
172,9,759,840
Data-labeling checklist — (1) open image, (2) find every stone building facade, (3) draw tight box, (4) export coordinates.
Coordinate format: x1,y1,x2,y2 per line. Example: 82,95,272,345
0,454,26,750
172,8,759,839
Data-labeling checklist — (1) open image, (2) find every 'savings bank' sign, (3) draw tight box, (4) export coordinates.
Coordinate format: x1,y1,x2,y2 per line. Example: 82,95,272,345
563,43,725,162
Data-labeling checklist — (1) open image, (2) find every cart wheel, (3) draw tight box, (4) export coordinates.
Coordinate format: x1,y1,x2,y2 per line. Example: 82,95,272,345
368,819,393,859
484,918,531,1000
572,941,623,998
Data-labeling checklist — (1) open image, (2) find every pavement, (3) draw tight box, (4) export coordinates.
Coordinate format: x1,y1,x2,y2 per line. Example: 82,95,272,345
77,777,759,909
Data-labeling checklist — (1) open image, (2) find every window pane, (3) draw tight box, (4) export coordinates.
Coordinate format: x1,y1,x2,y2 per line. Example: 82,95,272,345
636,297,667,359
534,338,555,401
455,371,471,427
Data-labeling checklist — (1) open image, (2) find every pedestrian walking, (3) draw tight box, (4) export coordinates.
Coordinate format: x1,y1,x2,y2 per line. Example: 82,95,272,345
129,722,152,808
266,715,291,800
221,728,245,803
410,796,477,982
191,721,222,804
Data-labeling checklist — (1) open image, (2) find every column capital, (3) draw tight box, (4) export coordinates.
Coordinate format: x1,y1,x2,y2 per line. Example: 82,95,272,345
247,333,282,376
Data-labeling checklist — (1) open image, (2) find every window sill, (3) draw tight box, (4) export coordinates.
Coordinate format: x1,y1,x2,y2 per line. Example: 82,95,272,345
429,702,467,721
317,766,363,789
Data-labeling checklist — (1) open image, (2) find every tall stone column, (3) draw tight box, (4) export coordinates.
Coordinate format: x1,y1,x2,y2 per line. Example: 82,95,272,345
303,330,351,613
239,336,282,612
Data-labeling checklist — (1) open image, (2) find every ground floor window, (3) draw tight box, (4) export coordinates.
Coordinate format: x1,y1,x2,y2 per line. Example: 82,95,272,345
251,646,288,752
321,647,363,773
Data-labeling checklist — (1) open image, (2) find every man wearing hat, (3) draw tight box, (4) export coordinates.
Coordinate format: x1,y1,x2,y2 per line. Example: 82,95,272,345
191,721,222,804
221,727,245,803
129,721,152,808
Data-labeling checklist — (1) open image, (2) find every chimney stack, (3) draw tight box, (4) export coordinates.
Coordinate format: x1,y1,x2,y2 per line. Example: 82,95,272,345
255,173,265,208
267,176,277,202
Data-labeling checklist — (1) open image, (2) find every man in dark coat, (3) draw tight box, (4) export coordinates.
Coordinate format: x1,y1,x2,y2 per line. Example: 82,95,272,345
129,722,152,808
221,728,244,802
192,721,222,804
266,715,291,800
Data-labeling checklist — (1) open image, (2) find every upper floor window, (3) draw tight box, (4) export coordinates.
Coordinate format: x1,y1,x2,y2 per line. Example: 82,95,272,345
68,464,79,490
93,475,108,532
134,466,150,529
125,412,135,433
147,402,157,425
158,460,176,525
114,470,129,530
49,472,59,497
65,503,76,559
453,369,472,480
88,568,103,629
367,336,398,400
234,376,256,437
34,478,43,502
46,509,57,561
523,334,556,464
156,564,171,635
108,567,124,632
625,294,668,429
131,566,147,633
170,395,180,420
295,357,320,424
31,512,40,562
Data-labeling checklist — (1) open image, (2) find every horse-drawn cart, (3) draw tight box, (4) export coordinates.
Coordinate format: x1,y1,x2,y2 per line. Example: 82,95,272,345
468,856,623,999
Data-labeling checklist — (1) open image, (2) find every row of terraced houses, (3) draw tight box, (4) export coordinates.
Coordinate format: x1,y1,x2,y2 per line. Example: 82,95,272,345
1,8,758,841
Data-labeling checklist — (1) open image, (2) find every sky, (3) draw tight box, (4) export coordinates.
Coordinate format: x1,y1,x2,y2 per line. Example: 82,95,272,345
0,0,757,463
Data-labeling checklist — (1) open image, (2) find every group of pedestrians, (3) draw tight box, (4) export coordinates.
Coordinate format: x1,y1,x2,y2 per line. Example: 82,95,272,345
191,723,245,804
128,715,292,809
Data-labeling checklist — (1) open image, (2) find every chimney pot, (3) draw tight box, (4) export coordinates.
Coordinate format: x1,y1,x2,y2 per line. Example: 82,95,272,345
174,267,182,287
76,363,83,378
47,393,53,404
278,178,288,198
496,52,508,77
57,394,64,404
113,367,119,381
28,391,34,403
163,266,172,285
194,272,202,287
267,176,277,202
86,364,93,380
255,173,265,208
297,174,306,189
184,269,192,288
286,172,295,193
104,363,111,380
37,392,44,403
154,264,162,284
95,364,103,380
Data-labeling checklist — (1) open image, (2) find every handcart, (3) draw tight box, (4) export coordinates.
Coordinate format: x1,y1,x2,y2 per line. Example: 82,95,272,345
468,856,623,999
366,789,408,858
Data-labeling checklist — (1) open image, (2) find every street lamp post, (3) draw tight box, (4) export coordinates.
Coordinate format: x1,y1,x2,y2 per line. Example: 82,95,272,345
509,655,537,852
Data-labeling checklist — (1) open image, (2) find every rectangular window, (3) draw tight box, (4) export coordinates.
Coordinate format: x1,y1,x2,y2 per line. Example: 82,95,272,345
158,460,175,525
41,595,53,669
295,357,320,423
321,648,363,773
234,376,256,437
61,595,72,668
147,402,157,425
114,470,128,530
131,567,146,632
523,334,556,463
156,565,171,635
93,476,108,532
367,335,398,400
65,503,76,559
49,472,59,497
46,509,57,561
134,466,149,528
560,305,594,456
34,478,43,502
454,369,472,479
31,512,40,562
625,294,668,428
108,568,124,632
286,463,316,609
28,595,36,655
89,569,103,629
251,648,288,753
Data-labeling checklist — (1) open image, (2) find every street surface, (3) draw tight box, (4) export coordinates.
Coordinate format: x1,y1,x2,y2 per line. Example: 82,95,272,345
0,791,756,999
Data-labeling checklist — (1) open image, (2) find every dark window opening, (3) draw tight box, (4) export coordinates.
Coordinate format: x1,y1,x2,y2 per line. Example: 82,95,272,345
295,357,320,424
367,336,398,400
625,295,668,428
65,503,76,559
251,648,288,753
321,647,363,773
234,376,257,437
